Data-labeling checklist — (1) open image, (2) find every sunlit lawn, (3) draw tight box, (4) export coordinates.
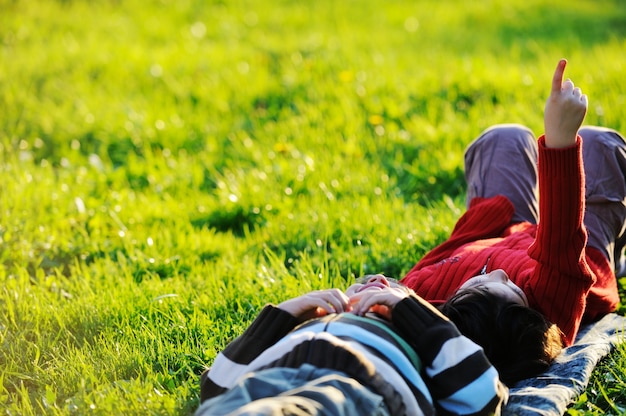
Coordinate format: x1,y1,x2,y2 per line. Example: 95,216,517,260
1,0,626,414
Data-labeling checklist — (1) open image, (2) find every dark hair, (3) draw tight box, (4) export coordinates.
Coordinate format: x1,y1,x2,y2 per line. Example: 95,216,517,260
439,287,563,386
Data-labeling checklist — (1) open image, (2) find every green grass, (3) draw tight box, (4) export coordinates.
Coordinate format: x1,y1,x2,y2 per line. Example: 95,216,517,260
1,0,626,414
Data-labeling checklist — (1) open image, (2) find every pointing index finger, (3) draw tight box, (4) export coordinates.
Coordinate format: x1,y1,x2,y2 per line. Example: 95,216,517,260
551,59,567,94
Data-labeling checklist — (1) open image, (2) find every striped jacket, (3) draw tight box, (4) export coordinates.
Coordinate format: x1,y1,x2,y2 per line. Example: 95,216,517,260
200,294,508,415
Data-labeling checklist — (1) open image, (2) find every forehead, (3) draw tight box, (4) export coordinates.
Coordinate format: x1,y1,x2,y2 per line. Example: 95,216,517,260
471,281,528,306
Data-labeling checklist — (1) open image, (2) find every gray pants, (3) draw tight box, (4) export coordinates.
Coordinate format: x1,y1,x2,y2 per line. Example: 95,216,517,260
465,124,626,276
195,364,389,416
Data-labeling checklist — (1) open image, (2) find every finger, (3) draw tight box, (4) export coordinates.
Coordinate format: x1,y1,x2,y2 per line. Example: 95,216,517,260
348,289,380,307
316,299,339,314
353,292,391,315
562,79,574,94
348,291,371,313
329,288,350,304
581,94,588,107
551,59,567,95
313,289,349,313
337,289,351,305
326,291,350,312
353,296,378,315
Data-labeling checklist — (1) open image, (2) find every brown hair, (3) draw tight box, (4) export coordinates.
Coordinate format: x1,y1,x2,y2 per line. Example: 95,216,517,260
439,287,563,386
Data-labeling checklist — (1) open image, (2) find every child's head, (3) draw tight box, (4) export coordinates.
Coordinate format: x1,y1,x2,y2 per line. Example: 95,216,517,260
439,287,563,386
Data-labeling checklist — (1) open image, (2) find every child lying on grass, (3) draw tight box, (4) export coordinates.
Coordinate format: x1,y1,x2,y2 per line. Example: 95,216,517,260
197,278,508,415
402,59,626,385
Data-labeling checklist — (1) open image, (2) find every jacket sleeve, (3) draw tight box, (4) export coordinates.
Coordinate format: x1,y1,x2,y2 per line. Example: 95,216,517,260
200,305,299,401
392,294,508,415
527,136,595,345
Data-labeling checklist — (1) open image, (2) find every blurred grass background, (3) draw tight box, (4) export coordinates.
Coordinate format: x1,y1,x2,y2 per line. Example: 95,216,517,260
1,0,626,414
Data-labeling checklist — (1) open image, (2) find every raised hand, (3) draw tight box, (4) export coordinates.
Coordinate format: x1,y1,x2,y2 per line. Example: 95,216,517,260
277,289,351,322
544,59,588,149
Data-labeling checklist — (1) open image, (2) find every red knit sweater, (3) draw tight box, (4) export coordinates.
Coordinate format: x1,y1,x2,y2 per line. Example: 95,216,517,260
401,136,619,346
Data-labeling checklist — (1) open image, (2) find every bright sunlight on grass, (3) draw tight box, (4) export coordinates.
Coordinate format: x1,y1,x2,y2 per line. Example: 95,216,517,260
1,0,626,414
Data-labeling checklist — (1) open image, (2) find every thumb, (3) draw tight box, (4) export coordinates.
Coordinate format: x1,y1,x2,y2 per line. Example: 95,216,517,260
550,59,567,95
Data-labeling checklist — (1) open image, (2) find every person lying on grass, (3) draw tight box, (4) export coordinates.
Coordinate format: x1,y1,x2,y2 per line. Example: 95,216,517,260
402,59,626,386
196,278,508,415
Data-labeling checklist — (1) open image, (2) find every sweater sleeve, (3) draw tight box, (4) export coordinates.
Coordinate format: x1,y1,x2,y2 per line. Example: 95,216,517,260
527,135,595,345
200,305,299,401
392,295,508,415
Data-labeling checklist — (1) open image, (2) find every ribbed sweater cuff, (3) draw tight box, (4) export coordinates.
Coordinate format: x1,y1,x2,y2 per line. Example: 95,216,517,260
244,304,299,340
537,135,582,179
392,295,460,363
393,295,448,332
